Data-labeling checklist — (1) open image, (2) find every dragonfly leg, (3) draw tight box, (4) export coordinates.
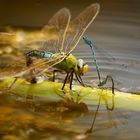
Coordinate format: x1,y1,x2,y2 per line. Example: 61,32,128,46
69,70,74,90
78,74,86,87
62,72,70,90
52,69,62,82
7,77,18,90
53,70,56,82
75,73,85,87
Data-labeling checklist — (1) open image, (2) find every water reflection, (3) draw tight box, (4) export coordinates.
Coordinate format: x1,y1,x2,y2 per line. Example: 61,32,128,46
1,89,140,140
0,92,122,140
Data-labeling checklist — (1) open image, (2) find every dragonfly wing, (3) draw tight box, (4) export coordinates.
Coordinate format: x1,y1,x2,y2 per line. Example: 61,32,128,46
0,4,99,80
0,53,66,80
0,8,71,79
0,55,27,79
41,8,71,53
0,31,42,54
63,3,100,54
31,54,66,75
24,4,100,74
24,8,72,75
16,54,66,78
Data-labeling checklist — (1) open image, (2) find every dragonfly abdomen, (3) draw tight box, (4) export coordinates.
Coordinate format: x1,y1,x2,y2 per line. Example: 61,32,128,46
26,50,52,59
25,50,53,66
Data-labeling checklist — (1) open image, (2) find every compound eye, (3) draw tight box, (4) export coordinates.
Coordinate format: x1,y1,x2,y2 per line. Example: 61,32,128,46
77,59,84,68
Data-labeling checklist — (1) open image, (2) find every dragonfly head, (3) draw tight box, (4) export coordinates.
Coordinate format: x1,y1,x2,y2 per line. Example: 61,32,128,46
77,59,89,75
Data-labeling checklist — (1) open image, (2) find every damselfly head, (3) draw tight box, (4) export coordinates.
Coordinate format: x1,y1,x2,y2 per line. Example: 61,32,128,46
77,59,89,75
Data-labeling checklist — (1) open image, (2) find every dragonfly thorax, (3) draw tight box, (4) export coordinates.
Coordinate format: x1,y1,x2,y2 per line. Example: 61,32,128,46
55,53,77,73
55,54,88,75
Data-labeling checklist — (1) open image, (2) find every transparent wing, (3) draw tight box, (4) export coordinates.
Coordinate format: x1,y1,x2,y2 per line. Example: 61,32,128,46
41,8,71,53
0,54,65,79
0,55,27,79
0,8,71,79
24,8,72,74
0,4,100,79
63,3,100,54
31,54,66,76
0,31,44,54
33,4,100,74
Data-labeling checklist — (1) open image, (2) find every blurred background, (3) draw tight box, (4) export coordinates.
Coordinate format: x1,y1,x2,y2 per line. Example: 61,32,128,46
0,0,140,93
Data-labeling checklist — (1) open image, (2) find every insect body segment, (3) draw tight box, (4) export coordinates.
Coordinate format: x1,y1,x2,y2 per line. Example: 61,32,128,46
83,35,114,94
83,35,102,85
25,50,53,67
26,50,52,59
49,53,88,89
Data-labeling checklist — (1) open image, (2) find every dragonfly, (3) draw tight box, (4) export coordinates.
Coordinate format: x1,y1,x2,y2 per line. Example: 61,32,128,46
0,3,100,90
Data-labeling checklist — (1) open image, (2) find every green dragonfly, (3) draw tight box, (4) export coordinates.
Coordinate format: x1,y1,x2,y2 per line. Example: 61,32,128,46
0,3,100,90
